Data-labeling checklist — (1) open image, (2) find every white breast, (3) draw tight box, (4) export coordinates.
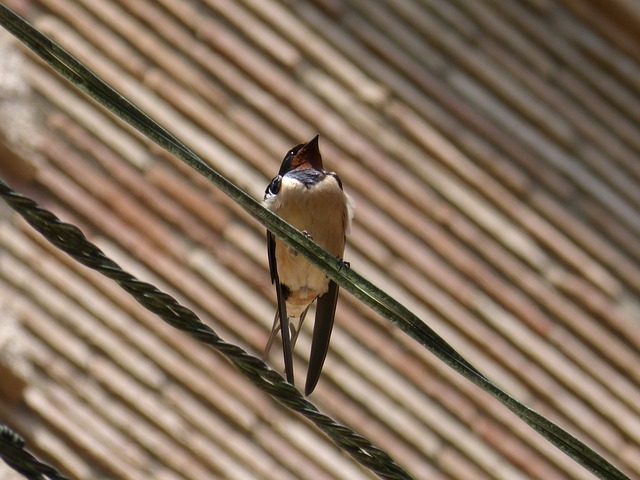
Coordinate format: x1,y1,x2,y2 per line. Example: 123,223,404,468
265,174,354,316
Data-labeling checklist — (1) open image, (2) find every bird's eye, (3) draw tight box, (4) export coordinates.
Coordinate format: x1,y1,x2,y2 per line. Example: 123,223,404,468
266,175,282,196
286,144,304,161
278,143,305,175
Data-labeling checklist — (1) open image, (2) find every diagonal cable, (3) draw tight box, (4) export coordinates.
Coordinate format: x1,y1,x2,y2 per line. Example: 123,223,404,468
0,424,71,480
0,178,412,480
0,5,631,480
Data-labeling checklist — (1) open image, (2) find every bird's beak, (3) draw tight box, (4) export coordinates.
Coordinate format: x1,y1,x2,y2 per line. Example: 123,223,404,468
298,135,323,170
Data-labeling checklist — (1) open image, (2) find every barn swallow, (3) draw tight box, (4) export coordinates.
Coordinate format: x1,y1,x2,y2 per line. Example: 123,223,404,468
263,135,354,395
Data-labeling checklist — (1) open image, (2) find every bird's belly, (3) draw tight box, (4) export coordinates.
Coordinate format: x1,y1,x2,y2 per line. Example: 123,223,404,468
276,246,330,293
270,176,347,316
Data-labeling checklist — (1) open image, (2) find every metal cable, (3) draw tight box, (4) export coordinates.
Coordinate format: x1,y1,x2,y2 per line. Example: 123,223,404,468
0,178,413,480
0,424,70,480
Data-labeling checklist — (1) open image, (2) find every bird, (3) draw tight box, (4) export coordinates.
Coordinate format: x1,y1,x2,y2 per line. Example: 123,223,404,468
263,135,354,395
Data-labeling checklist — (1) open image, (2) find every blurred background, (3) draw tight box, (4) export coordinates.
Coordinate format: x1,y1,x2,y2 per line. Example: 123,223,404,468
1,0,639,478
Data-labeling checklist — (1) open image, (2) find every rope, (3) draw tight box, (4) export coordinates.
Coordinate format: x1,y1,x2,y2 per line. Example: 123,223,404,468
0,424,71,480
0,178,413,480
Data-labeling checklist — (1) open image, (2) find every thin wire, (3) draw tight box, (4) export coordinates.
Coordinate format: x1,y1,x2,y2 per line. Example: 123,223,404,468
0,5,631,480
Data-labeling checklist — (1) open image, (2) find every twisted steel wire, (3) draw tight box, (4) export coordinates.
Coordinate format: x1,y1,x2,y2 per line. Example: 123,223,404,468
0,178,413,480
0,424,71,480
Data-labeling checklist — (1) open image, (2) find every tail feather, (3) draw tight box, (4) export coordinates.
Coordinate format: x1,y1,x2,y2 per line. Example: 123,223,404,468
305,281,339,395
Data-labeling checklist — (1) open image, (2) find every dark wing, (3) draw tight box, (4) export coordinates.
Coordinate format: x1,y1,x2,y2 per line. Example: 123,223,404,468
263,174,282,281
266,230,294,384
267,229,278,285
305,280,339,395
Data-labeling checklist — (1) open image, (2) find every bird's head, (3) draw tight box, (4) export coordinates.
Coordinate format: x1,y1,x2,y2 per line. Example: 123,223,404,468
278,135,323,175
